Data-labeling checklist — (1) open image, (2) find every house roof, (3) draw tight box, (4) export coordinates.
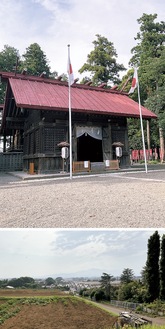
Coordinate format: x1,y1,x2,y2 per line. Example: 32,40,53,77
1,71,157,120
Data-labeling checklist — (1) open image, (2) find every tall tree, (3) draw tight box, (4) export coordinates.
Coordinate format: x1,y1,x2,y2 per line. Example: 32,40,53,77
145,231,160,302
100,272,114,301
22,43,51,76
160,234,165,301
79,34,126,85
0,45,21,103
128,14,165,155
0,45,20,72
120,268,134,284
129,13,165,71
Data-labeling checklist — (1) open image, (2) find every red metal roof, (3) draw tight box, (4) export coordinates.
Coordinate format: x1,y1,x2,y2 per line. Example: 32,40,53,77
7,75,157,119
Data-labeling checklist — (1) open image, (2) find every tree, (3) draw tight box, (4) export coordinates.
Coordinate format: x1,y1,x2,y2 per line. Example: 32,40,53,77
100,272,114,301
141,265,147,285
8,276,35,288
128,14,165,157
94,289,106,301
160,234,165,300
55,277,63,284
145,84,165,161
45,277,55,286
120,268,134,284
145,231,160,302
118,281,144,302
79,34,126,85
22,43,51,76
0,45,21,103
129,13,165,70
0,45,20,72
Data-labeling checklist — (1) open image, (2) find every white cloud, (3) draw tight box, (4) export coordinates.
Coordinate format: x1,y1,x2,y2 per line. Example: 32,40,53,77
0,0,164,79
0,229,164,278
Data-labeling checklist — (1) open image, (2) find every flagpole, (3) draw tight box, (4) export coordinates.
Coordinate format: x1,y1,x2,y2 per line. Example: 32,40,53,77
137,70,148,174
68,44,72,180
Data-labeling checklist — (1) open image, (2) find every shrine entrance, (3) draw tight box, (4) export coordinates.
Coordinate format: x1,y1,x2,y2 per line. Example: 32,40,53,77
76,126,103,162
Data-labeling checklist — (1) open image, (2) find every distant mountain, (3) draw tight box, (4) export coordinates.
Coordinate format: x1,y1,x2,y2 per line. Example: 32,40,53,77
42,268,104,280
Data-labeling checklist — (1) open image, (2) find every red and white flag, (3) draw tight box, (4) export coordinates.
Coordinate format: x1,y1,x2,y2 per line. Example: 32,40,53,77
67,49,74,86
129,67,138,94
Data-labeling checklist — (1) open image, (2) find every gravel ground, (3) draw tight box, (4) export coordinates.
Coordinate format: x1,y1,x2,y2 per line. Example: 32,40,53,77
0,169,165,228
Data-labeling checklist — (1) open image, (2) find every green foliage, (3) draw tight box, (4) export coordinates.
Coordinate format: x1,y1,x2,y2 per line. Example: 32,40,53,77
8,276,35,288
44,277,55,286
0,280,8,288
128,118,146,149
145,231,160,302
94,289,105,302
55,277,63,284
118,281,146,303
160,235,165,300
100,272,114,301
0,299,20,324
145,85,165,131
0,45,20,72
79,288,91,298
129,13,165,68
127,13,165,148
21,43,51,76
0,45,20,102
79,34,126,85
120,268,134,284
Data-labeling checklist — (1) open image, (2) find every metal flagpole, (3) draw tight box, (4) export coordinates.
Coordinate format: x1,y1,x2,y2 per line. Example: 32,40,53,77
68,44,72,179
137,70,148,174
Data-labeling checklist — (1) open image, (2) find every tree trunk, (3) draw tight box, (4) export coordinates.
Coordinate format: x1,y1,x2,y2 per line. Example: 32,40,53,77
159,127,165,163
147,120,151,149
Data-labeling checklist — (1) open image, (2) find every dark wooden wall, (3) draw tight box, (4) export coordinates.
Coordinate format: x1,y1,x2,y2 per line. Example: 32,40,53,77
23,109,130,173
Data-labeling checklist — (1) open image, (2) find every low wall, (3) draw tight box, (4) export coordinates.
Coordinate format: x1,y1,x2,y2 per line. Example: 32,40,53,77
0,152,23,171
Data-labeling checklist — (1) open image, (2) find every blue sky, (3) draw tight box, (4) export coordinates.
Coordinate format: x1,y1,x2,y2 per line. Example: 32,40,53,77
0,0,164,79
0,229,164,279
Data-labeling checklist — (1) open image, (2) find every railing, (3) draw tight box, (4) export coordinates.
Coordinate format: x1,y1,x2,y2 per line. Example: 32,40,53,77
73,160,120,173
111,300,140,310
105,159,119,170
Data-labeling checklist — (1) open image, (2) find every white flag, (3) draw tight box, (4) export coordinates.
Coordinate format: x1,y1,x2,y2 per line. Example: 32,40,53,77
129,67,138,94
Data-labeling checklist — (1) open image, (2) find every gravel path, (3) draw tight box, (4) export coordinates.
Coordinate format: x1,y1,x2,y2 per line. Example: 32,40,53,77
0,170,165,228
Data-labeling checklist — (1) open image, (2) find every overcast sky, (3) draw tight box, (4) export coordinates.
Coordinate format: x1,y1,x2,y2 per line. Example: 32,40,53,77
0,0,164,80
1,229,164,279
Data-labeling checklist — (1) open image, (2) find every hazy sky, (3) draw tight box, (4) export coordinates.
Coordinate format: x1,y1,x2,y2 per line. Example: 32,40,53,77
0,0,164,79
1,229,164,279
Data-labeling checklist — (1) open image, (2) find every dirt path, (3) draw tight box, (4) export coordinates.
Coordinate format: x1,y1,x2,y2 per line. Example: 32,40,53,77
92,302,165,326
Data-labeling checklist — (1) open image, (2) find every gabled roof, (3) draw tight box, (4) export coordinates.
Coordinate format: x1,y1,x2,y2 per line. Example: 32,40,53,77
0,71,157,120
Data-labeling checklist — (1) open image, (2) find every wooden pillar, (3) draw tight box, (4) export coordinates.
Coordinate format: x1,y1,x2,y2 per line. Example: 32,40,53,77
102,124,112,160
72,126,77,161
3,133,6,152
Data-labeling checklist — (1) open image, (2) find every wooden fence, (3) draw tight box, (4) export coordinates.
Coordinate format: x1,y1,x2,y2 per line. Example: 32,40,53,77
73,161,91,173
73,160,119,173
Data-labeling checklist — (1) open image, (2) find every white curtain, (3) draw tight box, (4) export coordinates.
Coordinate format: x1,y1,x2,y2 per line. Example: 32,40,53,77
76,126,102,140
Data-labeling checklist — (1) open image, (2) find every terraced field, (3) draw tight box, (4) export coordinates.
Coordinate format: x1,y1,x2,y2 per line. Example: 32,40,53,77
0,290,117,328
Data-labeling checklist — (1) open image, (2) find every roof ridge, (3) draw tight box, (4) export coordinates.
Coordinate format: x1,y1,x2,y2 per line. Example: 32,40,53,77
0,71,127,95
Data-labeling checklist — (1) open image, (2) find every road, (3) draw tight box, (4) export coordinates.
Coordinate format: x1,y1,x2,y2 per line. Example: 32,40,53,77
91,302,165,326
0,169,165,227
